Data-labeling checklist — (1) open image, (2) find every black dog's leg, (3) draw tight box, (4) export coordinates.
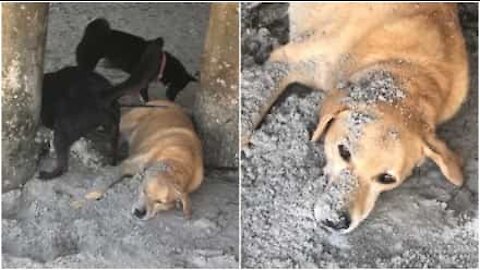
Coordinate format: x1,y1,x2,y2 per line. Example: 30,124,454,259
166,86,181,101
39,130,72,180
108,109,120,166
140,86,149,103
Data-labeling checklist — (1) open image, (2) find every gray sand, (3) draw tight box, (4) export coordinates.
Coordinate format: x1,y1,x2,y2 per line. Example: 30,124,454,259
241,3,478,268
341,70,406,106
2,3,239,268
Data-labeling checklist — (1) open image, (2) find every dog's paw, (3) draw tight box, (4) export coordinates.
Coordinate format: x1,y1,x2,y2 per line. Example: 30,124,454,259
183,207,193,220
184,212,192,220
85,190,105,200
38,170,57,180
38,167,66,180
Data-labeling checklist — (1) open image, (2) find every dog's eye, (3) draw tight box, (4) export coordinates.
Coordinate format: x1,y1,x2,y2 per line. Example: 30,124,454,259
377,173,396,184
338,144,351,162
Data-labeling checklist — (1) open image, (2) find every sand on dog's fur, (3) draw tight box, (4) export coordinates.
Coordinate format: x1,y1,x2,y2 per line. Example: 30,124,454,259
241,3,478,268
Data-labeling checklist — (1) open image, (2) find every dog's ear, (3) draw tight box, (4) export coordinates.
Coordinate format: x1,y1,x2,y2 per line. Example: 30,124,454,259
422,131,463,186
311,91,347,142
153,37,164,49
171,183,192,219
180,193,192,219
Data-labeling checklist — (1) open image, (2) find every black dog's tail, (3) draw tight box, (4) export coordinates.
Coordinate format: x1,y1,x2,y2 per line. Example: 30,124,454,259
189,71,200,82
100,38,165,106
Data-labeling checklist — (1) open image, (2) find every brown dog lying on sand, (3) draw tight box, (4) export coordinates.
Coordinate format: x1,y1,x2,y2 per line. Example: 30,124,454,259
87,100,203,220
250,3,468,232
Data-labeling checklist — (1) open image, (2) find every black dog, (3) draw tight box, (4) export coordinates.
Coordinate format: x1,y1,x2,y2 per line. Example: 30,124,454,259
76,18,197,102
40,41,164,180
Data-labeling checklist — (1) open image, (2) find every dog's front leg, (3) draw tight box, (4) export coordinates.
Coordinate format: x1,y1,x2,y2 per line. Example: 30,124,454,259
84,159,144,200
39,130,72,180
120,157,147,177
242,71,315,146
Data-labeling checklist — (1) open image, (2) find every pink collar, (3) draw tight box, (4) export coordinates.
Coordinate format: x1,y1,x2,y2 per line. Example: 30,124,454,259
157,52,167,81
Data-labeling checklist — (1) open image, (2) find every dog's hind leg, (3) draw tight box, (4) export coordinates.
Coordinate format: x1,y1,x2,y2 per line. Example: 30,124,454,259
106,107,121,166
39,130,73,180
140,86,149,102
166,86,180,101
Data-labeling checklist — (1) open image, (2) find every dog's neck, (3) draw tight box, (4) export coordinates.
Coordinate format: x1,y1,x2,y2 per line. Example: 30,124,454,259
149,156,193,190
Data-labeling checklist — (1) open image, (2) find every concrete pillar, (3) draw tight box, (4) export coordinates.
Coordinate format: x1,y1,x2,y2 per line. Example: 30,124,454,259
194,3,239,169
2,3,49,191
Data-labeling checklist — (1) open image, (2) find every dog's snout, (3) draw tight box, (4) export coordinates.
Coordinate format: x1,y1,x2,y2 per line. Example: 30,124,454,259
133,207,147,219
323,212,351,231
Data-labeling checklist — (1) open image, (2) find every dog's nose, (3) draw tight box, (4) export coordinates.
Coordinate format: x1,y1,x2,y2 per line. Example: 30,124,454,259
323,212,351,231
133,208,146,219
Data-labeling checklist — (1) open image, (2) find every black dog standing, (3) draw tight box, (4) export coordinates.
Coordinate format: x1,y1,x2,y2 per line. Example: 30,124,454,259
76,18,197,102
39,41,164,180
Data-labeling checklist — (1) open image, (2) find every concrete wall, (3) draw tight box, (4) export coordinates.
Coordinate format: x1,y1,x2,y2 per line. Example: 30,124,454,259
2,3,49,191
194,3,239,169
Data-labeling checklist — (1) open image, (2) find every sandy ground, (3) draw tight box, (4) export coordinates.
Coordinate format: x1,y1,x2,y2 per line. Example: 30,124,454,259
241,3,478,268
2,3,239,268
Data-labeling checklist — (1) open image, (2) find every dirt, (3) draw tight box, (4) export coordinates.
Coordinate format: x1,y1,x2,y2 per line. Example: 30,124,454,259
342,70,406,105
241,3,478,268
2,3,239,268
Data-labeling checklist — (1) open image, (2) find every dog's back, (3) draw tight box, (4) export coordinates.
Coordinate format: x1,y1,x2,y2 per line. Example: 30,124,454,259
76,18,147,73
104,30,147,73
41,66,112,129
279,3,467,122
120,100,203,192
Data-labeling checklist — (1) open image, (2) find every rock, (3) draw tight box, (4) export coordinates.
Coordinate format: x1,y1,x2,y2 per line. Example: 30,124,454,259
2,3,49,191
194,3,239,169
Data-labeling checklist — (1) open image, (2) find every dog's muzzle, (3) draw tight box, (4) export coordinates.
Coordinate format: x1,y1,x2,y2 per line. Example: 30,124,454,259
314,169,358,232
133,207,147,219
321,211,351,231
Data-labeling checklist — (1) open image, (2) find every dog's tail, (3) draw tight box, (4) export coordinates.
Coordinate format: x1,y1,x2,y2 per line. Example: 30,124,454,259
100,38,165,105
189,71,200,82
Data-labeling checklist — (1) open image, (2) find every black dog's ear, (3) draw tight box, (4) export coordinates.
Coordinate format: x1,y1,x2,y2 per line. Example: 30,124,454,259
152,37,164,49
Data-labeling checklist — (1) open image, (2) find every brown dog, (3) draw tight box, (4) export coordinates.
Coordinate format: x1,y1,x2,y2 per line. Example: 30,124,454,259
251,3,468,232
118,100,203,220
